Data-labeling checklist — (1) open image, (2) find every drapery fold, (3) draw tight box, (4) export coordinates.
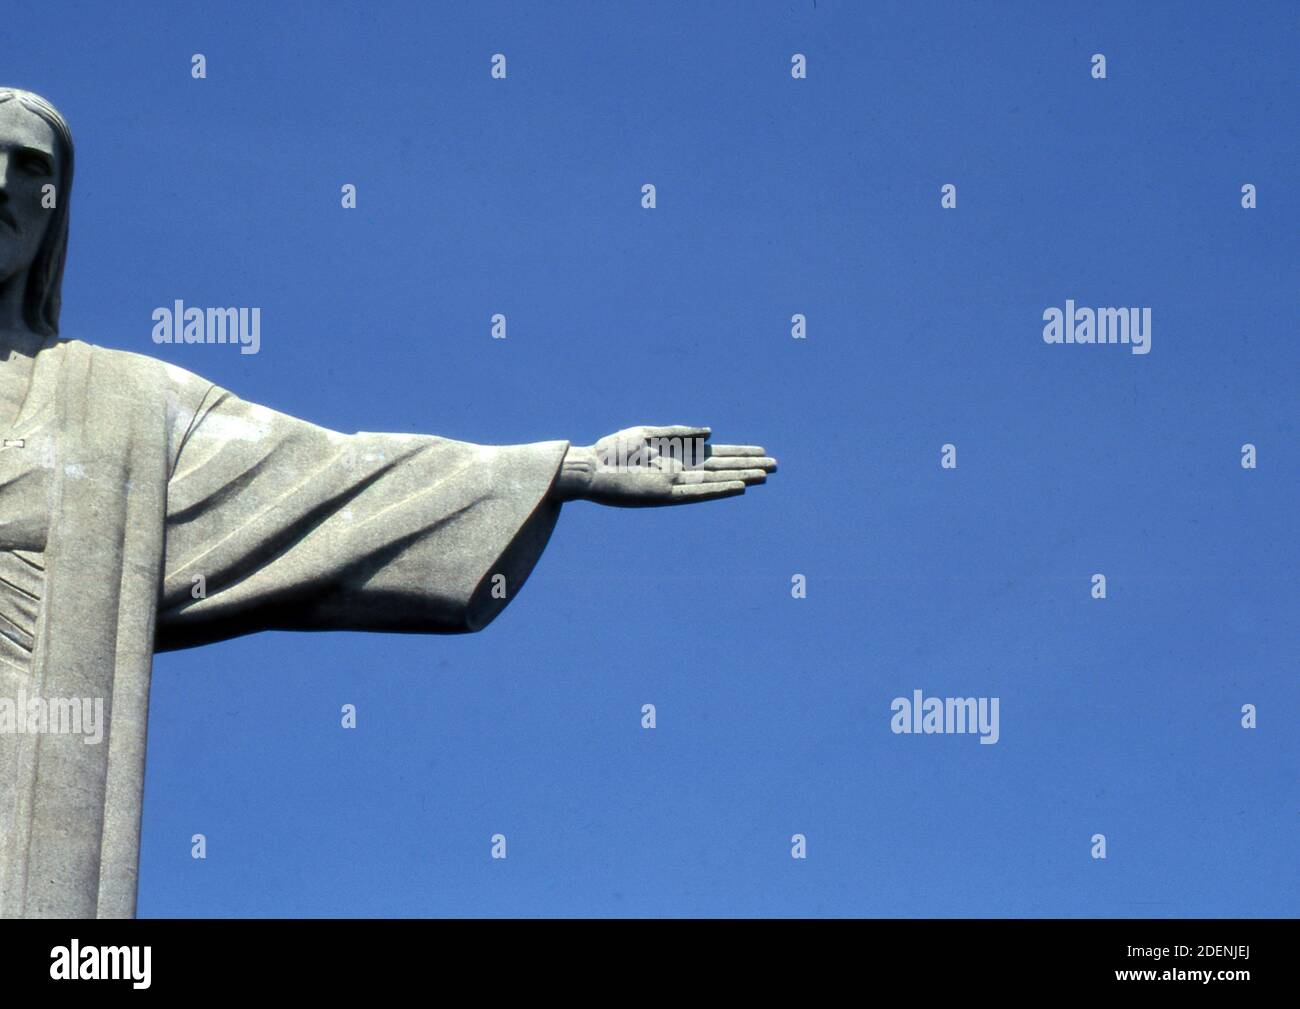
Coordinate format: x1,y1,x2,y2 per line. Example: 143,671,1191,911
0,340,566,917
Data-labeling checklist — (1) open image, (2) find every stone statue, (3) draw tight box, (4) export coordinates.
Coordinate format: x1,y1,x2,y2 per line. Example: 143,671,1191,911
0,89,775,918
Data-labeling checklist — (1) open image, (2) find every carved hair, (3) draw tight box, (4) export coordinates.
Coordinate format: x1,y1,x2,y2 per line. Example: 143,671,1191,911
0,88,74,336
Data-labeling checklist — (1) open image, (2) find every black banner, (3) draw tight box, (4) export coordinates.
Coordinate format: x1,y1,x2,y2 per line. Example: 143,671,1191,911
0,918,1279,994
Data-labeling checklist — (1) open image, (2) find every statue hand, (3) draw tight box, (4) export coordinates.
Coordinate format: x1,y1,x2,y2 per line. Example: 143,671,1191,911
555,426,775,506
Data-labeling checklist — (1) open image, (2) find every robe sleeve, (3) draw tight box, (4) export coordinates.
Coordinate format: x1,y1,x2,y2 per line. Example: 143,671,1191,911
155,385,569,651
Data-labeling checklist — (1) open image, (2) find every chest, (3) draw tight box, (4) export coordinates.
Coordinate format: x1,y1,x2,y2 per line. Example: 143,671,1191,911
0,410,55,553
0,353,36,432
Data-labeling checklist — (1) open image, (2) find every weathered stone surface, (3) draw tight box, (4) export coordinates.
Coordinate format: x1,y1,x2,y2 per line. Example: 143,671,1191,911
0,88,774,918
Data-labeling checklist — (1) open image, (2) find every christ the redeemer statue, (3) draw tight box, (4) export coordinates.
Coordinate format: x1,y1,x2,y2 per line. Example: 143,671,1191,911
0,89,775,918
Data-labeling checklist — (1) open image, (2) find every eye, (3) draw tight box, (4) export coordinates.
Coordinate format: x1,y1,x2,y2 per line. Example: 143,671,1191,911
17,151,53,177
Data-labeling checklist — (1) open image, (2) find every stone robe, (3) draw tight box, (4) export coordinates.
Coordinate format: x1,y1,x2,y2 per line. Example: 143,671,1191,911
0,339,568,917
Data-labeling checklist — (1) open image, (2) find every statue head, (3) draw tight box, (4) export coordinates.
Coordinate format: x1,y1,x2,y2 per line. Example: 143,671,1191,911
0,88,74,337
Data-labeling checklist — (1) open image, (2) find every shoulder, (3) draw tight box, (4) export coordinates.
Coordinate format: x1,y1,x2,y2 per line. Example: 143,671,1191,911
51,338,217,404
50,340,222,467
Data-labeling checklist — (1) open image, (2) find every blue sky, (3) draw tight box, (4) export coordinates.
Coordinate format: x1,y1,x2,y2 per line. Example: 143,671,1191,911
6,0,1295,916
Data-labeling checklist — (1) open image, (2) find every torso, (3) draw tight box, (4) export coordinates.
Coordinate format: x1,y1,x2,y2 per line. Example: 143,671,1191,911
0,337,56,674
0,351,35,432
0,328,54,426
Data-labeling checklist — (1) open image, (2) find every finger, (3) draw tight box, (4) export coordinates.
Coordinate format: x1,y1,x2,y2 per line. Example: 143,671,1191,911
642,425,711,439
678,469,767,485
669,480,745,502
707,445,766,456
702,456,777,471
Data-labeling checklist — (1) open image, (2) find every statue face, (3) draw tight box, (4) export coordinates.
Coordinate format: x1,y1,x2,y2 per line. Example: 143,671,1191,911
0,100,58,292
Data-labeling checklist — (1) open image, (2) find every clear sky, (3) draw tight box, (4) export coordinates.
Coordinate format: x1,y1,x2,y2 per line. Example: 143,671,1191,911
6,0,1295,917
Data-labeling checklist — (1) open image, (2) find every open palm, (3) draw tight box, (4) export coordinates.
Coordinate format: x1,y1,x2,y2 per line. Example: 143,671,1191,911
557,425,776,506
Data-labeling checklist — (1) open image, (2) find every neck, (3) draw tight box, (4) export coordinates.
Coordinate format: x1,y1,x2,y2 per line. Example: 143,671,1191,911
0,269,48,358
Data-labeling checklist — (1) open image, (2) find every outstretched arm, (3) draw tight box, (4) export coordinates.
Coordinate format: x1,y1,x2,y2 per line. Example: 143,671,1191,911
157,385,571,645
553,425,776,506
